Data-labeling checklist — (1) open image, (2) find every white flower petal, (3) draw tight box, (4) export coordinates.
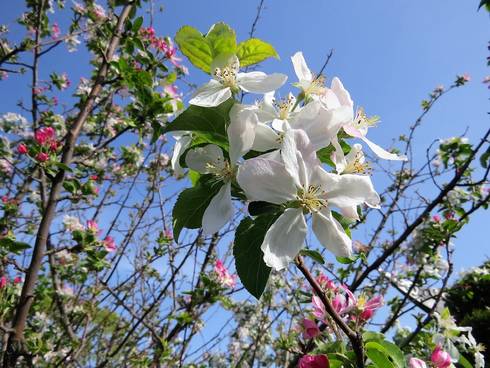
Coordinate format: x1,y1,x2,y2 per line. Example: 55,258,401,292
312,169,381,209
312,209,352,258
281,129,302,187
202,182,233,234
189,80,231,107
339,205,359,220
291,51,313,82
237,72,287,93
185,144,225,174
261,208,307,270
227,104,258,164
330,77,354,108
171,134,192,177
252,123,280,152
237,157,296,204
360,136,408,161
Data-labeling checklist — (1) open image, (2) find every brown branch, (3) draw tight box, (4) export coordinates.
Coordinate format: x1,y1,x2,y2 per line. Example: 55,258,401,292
295,256,365,368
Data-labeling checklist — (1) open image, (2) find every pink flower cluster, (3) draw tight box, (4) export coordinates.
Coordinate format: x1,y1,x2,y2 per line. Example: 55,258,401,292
86,220,116,252
408,345,452,368
214,259,236,288
0,275,22,288
312,275,383,324
140,27,185,70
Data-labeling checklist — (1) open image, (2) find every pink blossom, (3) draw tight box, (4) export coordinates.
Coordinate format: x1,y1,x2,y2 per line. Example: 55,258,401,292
316,274,337,291
301,318,320,339
87,220,99,233
163,38,182,67
164,85,181,100
432,214,441,222
359,295,383,321
1,196,8,204
164,229,173,240
103,236,116,252
13,276,22,284
34,127,56,146
51,22,60,39
93,4,106,19
0,276,7,288
298,354,330,368
17,143,28,154
408,358,427,368
312,295,327,322
431,345,451,368
462,73,471,82
36,152,49,162
214,260,236,288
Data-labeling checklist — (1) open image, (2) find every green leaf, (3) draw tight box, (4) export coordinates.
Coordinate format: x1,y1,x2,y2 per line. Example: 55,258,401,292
175,26,213,73
248,201,281,216
479,148,490,168
365,341,406,368
0,238,31,254
132,16,143,32
233,212,281,298
188,170,201,186
366,343,395,368
300,249,325,264
331,210,353,238
172,175,222,241
236,38,278,67
205,22,237,58
458,354,473,368
336,256,355,264
164,99,234,147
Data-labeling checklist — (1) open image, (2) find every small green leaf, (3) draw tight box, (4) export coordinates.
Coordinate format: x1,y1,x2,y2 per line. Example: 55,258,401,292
300,249,325,264
237,38,278,67
336,256,355,264
458,354,473,368
233,212,281,299
479,148,490,168
206,22,237,58
132,16,143,32
188,170,201,186
0,238,31,254
172,175,222,241
164,99,234,147
175,25,213,73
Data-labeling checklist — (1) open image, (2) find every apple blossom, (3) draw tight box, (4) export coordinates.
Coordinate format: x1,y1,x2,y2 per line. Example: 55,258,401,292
237,130,380,270
103,236,116,252
291,51,327,97
408,357,427,368
214,260,236,288
36,152,49,162
431,345,452,368
189,54,287,107
17,143,28,154
300,318,321,339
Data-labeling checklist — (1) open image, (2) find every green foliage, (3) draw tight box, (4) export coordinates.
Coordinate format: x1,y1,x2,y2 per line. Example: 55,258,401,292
445,261,490,362
164,98,234,148
236,38,278,66
0,238,31,255
172,175,223,241
175,22,278,73
233,212,281,299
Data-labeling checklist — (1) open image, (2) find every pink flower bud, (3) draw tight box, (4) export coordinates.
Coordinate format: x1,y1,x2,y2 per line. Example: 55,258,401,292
36,152,49,162
408,358,427,368
0,276,7,288
17,143,28,154
301,318,321,339
87,220,99,233
432,214,441,222
103,236,116,252
299,354,330,368
431,345,452,368
13,276,22,284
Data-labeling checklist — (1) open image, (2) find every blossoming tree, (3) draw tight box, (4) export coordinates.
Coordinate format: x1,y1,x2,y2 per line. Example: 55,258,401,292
0,1,489,367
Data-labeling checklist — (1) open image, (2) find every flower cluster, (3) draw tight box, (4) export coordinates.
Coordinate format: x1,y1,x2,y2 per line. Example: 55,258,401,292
171,46,406,274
